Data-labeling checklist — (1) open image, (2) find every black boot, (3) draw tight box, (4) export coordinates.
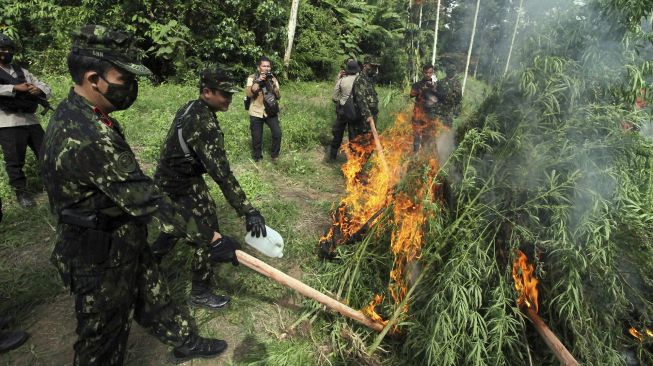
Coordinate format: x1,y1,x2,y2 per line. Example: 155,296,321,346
0,331,29,354
324,146,338,162
171,334,227,364
189,290,231,310
0,317,11,329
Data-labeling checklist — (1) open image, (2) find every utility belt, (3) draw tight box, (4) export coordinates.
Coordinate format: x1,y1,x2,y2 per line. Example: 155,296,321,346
59,209,138,232
53,210,145,287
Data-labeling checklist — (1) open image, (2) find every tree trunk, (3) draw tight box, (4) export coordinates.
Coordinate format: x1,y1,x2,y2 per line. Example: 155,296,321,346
431,0,441,65
414,3,424,82
462,0,481,96
504,0,524,76
283,0,300,79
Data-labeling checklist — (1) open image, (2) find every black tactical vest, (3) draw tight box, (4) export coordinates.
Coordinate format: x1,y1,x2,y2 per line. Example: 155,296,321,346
0,65,39,114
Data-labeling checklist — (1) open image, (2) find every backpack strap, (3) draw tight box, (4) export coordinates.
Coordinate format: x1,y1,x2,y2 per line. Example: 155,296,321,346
176,101,197,162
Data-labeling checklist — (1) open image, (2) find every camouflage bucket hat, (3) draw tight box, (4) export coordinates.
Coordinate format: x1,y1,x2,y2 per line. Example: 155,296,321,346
70,25,151,76
199,67,242,93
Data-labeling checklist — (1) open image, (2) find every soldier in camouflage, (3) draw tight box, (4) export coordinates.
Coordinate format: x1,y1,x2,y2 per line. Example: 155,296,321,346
434,65,462,127
40,25,238,365
351,56,380,138
348,56,380,166
410,64,439,152
152,66,266,310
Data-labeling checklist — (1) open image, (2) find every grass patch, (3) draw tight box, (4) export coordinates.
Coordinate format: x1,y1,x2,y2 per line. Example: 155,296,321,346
0,75,486,365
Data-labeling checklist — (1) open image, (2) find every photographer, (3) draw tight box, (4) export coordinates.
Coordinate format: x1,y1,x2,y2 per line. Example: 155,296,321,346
327,59,360,161
246,56,281,162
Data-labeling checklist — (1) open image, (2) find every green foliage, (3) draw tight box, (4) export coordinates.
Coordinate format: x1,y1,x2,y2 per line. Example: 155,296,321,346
312,1,653,365
0,0,415,84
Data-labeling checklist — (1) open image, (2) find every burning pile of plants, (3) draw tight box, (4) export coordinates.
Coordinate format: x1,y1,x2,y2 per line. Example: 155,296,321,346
309,2,653,365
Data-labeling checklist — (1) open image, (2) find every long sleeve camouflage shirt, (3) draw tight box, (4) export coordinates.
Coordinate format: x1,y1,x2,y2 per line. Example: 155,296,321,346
41,89,214,245
154,99,253,216
353,73,379,120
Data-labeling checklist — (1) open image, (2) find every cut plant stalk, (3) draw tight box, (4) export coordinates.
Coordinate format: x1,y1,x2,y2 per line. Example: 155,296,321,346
521,305,580,366
235,250,386,333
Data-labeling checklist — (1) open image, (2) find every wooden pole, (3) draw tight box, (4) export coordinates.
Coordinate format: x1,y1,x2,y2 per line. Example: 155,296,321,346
369,118,390,173
523,307,580,366
235,250,385,333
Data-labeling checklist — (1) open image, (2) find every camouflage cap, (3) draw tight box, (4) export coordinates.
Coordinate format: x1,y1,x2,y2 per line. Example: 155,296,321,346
0,33,15,49
70,25,151,76
363,55,380,66
199,67,242,93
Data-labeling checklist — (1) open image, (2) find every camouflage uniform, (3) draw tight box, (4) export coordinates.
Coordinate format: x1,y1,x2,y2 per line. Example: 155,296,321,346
349,58,379,164
153,93,254,292
435,72,462,127
40,26,216,365
410,78,439,151
351,71,378,138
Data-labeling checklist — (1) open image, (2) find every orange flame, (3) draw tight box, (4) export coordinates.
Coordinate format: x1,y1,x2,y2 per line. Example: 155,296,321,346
320,111,415,249
362,294,389,326
322,105,448,318
628,326,653,342
629,327,645,342
512,250,539,313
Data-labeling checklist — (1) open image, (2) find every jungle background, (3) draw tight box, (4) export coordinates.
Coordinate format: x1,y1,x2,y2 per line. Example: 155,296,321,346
1,0,653,365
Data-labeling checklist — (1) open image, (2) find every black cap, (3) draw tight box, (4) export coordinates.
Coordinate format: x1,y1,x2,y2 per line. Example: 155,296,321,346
0,33,15,49
345,60,361,74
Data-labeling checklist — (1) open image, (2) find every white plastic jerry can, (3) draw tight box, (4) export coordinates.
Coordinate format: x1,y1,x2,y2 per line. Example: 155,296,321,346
244,225,284,258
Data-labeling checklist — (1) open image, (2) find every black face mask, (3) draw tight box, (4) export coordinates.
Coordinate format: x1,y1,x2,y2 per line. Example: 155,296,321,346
98,75,138,110
0,52,13,64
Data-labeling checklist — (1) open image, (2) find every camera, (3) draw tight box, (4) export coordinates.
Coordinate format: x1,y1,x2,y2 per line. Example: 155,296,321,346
258,72,274,84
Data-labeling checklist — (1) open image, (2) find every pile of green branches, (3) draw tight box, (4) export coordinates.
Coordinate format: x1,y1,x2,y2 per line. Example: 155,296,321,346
309,2,653,365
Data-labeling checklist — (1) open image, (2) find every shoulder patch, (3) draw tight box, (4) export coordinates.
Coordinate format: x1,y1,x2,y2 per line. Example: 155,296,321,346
116,151,137,173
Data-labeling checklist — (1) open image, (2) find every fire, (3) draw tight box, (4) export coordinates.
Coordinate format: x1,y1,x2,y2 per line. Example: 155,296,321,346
512,250,539,312
628,326,653,342
361,294,389,326
321,105,449,323
319,111,415,250
629,327,645,341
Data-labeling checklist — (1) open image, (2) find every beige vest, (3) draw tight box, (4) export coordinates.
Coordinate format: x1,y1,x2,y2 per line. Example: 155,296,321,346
246,74,280,118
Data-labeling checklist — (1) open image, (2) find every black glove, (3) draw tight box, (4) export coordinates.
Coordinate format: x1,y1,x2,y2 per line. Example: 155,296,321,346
208,235,240,266
245,209,267,238
151,232,178,259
